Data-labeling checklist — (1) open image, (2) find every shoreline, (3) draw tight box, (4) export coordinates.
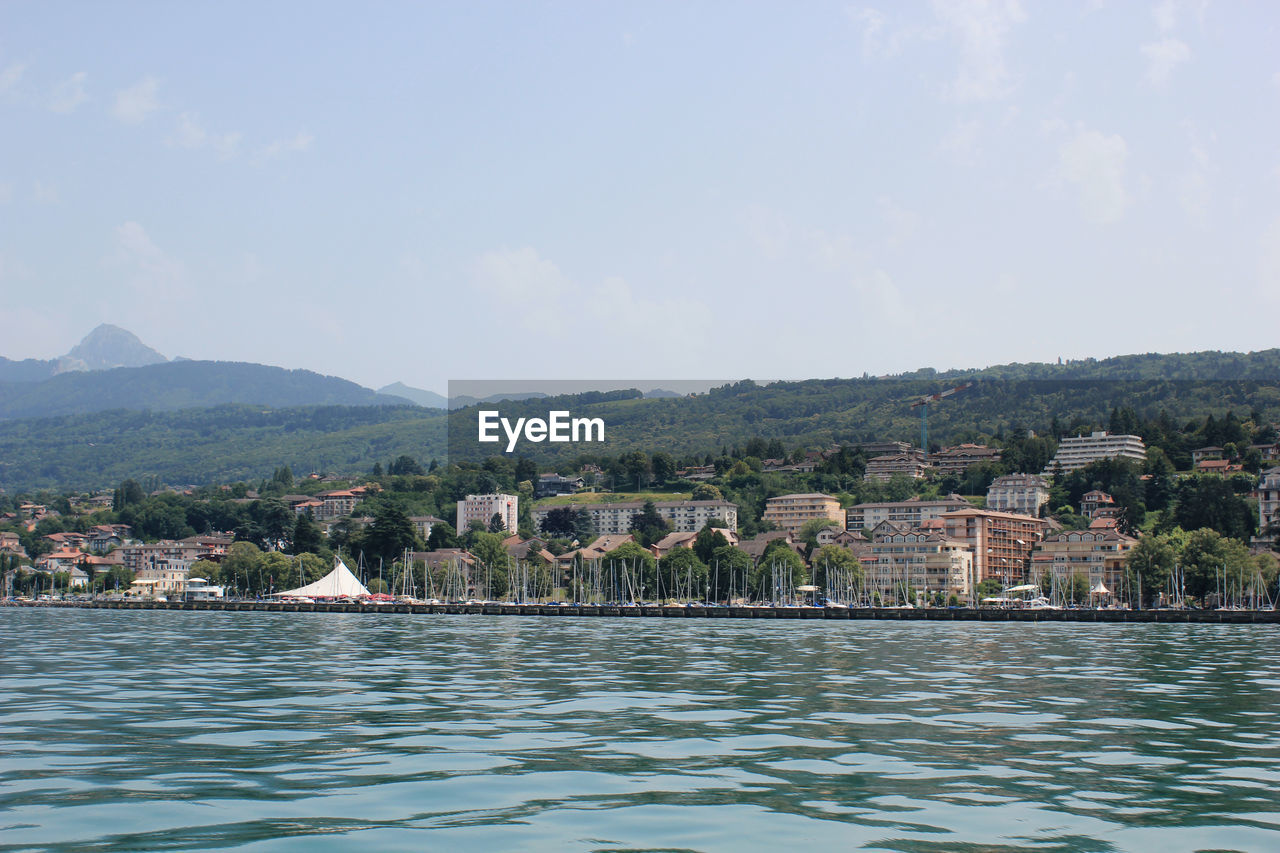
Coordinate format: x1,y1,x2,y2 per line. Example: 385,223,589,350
8,599,1280,623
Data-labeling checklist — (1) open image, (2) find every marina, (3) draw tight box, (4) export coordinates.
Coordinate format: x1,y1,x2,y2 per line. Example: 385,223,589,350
13,597,1280,623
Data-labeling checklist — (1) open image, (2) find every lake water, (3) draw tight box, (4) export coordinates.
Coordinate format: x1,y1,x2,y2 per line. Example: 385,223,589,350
3,609,1280,851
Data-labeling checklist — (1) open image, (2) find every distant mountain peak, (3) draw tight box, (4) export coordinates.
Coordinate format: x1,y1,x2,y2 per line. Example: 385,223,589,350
59,324,167,373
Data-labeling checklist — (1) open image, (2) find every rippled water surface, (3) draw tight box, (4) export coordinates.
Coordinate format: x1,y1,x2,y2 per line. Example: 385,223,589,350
3,610,1280,851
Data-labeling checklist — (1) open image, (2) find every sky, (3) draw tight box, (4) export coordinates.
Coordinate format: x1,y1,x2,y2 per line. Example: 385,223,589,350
2,1,1278,394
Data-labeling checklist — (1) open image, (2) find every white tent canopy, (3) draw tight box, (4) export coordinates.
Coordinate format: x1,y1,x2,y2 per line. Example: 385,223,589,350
273,558,370,599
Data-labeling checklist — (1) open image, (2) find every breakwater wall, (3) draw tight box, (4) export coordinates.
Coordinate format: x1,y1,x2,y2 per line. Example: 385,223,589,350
11,600,1280,623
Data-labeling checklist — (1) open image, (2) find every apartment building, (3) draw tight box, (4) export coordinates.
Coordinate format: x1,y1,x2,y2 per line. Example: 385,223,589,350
531,500,739,537
986,474,1050,516
931,444,1002,476
864,529,975,601
863,453,932,482
1034,528,1136,593
457,493,519,533
1042,431,1147,474
762,493,845,535
941,507,1049,587
846,496,971,531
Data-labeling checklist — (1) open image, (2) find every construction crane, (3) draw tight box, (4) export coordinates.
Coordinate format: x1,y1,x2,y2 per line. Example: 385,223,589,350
909,382,974,459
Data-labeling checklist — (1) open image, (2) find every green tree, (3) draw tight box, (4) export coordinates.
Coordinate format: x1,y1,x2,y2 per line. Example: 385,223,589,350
693,524,729,564
811,544,862,592
1180,528,1253,604
709,545,754,602
690,483,724,502
651,451,676,485
488,512,507,534
291,513,324,555
657,547,708,601
1173,476,1257,541
1125,533,1176,607
364,506,418,563
630,501,671,547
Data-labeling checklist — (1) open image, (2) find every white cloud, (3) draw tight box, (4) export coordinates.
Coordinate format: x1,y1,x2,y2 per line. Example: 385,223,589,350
48,71,88,113
849,6,914,60
1141,37,1190,86
932,0,1027,102
112,77,160,123
0,62,25,93
256,131,314,162
170,112,242,159
1153,0,1179,32
109,221,190,301
1056,127,1130,224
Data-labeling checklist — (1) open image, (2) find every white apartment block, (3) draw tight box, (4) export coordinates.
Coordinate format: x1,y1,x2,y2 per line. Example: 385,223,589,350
845,496,971,531
986,474,1050,516
532,500,739,536
1042,431,1146,475
457,494,519,533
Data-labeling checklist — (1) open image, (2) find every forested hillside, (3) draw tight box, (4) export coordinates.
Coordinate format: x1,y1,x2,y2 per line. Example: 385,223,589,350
2,349,1278,491
0,360,414,419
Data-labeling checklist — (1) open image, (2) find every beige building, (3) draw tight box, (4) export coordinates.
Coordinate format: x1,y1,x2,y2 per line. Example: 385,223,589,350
864,528,975,602
1034,528,1136,593
762,493,845,535
986,474,1050,516
941,507,1049,588
931,444,1002,476
863,453,932,482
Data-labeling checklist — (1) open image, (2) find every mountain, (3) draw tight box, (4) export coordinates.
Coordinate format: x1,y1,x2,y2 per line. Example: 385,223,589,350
0,361,415,420
377,382,448,409
0,324,167,382
60,324,167,372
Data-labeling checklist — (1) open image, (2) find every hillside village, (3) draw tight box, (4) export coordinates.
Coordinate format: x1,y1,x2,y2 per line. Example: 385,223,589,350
4,417,1279,609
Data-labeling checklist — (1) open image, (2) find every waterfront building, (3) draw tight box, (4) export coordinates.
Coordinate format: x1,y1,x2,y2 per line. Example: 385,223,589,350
761,493,844,535
1034,528,1136,594
986,474,1050,516
532,500,738,536
457,493,519,533
865,529,975,602
845,495,971,532
1042,431,1147,475
941,507,1049,587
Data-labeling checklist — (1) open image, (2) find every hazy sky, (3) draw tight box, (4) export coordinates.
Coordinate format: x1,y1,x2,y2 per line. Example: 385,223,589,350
2,1,1278,393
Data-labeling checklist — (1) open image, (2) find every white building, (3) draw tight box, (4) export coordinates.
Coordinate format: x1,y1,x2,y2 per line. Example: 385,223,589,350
1043,431,1146,475
986,474,1050,516
532,500,739,536
845,496,971,531
457,494,519,533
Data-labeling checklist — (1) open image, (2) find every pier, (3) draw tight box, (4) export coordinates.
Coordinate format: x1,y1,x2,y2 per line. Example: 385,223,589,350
10,599,1280,623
